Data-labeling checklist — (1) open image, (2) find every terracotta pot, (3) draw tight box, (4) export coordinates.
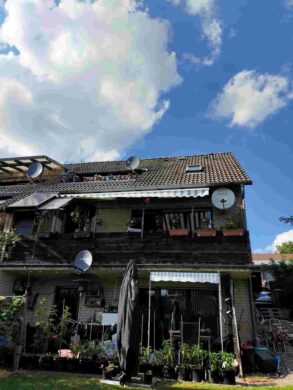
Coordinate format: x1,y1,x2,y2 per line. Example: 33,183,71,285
168,229,189,237
196,229,217,237
222,229,244,237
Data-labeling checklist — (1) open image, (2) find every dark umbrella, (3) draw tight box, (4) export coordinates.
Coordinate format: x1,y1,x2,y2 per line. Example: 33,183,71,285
117,259,139,384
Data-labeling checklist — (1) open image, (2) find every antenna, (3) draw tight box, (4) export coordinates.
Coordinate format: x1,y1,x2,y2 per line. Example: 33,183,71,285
211,188,235,210
74,250,93,274
27,161,44,181
126,156,140,171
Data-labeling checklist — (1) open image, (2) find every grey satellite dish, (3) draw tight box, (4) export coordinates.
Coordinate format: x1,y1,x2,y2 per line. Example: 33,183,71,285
126,156,140,171
211,188,235,210
74,250,93,273
27,161,44,181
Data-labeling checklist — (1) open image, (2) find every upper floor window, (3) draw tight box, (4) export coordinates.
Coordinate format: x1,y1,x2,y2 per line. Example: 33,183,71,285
186,165,203,173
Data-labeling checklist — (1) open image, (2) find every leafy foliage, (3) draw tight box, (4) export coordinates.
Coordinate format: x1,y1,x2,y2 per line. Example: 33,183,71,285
33,297,57,353
0,296,23,348
189,345,207,368
219,351,234,370
70,205,90,232
276,241,293,254
279,216,293,225
0,229,21,259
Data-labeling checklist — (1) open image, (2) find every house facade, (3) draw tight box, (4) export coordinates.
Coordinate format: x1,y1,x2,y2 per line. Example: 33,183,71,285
0,152,255,358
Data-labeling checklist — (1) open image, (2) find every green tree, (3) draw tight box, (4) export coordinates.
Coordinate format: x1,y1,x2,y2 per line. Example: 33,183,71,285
277,241,293,254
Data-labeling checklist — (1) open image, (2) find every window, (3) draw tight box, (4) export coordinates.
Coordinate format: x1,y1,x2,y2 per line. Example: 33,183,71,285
186,164,203,173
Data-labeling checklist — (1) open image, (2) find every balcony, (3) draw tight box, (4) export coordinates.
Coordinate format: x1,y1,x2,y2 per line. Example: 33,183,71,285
2,230,252,268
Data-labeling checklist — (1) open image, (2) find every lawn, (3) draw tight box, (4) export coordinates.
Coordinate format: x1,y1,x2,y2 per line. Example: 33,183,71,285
0,372,293,390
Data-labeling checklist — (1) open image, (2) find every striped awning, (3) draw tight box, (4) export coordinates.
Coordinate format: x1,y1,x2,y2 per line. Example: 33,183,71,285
150,272,219,284
60,187,209,200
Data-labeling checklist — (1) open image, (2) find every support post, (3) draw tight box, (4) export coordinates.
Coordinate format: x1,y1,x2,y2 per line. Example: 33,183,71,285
218,272,224,352
141,208,145,239
230,279,243,377
147,277,151,352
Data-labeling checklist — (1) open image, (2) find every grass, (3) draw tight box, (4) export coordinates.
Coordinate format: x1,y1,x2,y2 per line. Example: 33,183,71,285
0,371,293,390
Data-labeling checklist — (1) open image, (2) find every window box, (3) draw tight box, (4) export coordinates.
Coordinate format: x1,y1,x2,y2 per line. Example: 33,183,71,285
73,231,91,238
222,229,245,237
168,228,189,237
196,229,217,237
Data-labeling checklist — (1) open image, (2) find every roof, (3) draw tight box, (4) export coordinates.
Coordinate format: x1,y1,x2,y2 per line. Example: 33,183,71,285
252,254,293,262
0,152,252,209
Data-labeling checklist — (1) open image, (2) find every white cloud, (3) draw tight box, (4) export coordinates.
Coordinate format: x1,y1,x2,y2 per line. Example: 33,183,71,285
258,230,293,253
285,0,293,9
166,0,222,65
209,70,293,128
0,0,182,162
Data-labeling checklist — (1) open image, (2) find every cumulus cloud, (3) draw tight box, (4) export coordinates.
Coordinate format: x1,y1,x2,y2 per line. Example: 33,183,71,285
0,0,182,162
209,70,293,128
257,230,293,253
166,0,221,65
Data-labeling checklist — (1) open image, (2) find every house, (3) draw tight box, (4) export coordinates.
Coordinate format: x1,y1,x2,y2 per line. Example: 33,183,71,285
0,152,255,362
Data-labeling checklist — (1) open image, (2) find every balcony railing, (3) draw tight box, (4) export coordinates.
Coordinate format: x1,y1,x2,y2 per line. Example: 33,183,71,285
3,230,252,267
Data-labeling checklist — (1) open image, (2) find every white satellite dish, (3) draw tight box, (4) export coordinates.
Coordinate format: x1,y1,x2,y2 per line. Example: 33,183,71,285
126,156,140,171
74,250,93,273
211,188,235,210
27,161,44,181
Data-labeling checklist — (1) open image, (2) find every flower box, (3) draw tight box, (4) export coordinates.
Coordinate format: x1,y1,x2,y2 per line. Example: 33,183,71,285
222,229,245,237
196,229,217,237
168,229,189,237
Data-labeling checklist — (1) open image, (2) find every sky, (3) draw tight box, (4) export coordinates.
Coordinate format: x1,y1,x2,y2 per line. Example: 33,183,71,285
0,0,292,252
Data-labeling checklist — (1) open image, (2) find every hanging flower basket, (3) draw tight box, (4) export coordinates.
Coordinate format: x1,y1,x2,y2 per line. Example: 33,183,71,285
196,229,217,237
222,229,245,237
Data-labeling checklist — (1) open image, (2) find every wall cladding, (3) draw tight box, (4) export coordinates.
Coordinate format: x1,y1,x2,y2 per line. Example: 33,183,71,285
233,279,254,343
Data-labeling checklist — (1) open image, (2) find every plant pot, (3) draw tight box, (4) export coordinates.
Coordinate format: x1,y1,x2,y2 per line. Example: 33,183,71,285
139,363,151,373
74,231,91,238
142,372,153,385
67,358,80,372
168,229,189,237
196,229,217,237
176,366,191,381
210,369,222,384
163,365,176,379
39,355,54,370
54,357,68,371
222,229,244,237
222,369,236,385
103,369,112,380
25,355,40,370
152,364,163,378
191,367,205,382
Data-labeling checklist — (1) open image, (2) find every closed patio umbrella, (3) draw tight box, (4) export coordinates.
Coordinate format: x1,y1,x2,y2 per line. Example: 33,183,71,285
117,259,139,384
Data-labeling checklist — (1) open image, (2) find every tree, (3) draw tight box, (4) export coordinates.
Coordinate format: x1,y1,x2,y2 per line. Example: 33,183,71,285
277,241,293,254
0,229,21,260
279,216,293,225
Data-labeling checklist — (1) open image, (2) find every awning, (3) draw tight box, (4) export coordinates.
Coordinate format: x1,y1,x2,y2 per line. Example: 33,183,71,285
60,187,209,199
39,198,71,210
8,192,58,208
150,271,219,284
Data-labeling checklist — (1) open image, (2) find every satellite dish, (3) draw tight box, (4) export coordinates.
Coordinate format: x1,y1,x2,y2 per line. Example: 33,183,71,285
27,162,44,181
211,188,235,210
126,156,140,171
74,250,93,273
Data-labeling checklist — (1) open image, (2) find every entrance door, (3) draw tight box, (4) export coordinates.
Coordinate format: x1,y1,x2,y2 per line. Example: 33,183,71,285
55,287,79,320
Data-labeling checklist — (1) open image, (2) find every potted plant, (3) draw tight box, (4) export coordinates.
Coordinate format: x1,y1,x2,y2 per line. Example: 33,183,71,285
102,361,119,380
176,342,191,381
209,352,222,383
221,214,245,236
139,346,152,374
189,345,206,382
0,229,21,261
161,340,176,379
168,228,189,237
152,348,164,378
220,351,236,385
70,206,91,238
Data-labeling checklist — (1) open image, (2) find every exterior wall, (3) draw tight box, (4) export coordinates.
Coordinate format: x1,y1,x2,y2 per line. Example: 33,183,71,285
233,278,254,343
97,208,131,233
0,271,14,296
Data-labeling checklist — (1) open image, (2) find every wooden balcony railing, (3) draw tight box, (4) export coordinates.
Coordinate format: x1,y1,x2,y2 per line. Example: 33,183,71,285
2,230,252,267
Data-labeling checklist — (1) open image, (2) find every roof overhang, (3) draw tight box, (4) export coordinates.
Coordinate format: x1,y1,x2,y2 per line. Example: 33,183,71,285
0,155,64,175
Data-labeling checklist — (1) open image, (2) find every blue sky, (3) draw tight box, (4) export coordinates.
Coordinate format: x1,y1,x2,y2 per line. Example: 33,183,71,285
0,0,292,252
